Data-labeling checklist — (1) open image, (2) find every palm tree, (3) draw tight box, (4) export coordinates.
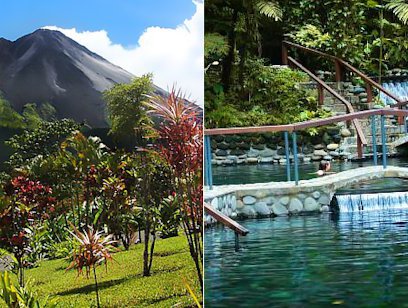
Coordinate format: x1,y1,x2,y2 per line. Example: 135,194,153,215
386,0,408,24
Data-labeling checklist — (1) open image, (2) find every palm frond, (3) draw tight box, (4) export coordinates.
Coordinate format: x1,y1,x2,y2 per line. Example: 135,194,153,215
386,0,408,24
256,0,283,21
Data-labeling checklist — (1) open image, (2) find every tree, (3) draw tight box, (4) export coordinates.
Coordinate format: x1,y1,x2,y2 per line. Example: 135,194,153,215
6,119,80,169
146,88,203,291
386,0,408,24
103,74,154,149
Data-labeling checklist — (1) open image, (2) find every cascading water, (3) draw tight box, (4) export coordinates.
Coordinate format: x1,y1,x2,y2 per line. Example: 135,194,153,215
335,191,408,212
380,81,408,104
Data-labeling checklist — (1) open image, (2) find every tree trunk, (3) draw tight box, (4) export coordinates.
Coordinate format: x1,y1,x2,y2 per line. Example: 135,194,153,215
93,266,101,308
221,8,238,92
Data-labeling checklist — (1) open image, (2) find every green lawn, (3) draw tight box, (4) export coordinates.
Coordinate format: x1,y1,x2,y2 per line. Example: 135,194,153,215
14,235,201,307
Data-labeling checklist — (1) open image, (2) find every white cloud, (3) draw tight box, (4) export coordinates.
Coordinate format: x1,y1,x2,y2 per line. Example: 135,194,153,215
43,0,203,106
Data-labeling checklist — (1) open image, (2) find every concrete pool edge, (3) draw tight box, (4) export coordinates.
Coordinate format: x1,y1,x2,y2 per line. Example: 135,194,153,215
204,166,408,223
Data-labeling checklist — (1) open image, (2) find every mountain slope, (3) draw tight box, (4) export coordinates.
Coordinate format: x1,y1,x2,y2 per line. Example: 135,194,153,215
0,29,153,127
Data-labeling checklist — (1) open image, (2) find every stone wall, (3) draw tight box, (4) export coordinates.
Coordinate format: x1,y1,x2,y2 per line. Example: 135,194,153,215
204,166,408,224
210,126,355,167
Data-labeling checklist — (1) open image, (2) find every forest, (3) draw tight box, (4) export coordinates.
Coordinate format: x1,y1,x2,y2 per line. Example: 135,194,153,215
205,0,408,128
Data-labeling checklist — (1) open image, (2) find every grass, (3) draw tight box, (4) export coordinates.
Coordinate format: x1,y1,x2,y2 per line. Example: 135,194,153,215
7,235,201,307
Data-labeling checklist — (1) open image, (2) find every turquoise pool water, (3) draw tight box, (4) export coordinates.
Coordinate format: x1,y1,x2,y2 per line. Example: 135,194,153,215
212,157,408,185
205,210,408,307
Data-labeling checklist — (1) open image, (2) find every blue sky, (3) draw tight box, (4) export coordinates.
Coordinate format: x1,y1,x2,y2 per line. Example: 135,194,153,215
0,0,203,104
0,0,196,46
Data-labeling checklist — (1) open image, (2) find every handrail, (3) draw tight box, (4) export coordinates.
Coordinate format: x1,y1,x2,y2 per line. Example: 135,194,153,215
288,56,367,146
205,108,408,136
282,40,408,108
204,202,249,236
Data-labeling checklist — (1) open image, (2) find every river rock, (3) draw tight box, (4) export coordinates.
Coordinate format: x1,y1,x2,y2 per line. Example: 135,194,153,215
303,145,314,154
237,200,245,209
312,191,321,199
260,157,274,163
314,144,325,150
289,198,303,213
303,157,311,163
211,198,218,210
254,202,271,216
327,143,339,151
311,155,322,161
318,195,331,205
215,149,228,157
247,157,258,164
247,149,260,158
241,206,257,218
279,158,288,164
227,155,238,163
243,195,257,205
279,196,290,206
314,149,328,156
304,197,319,211
320,205,330,212
252,144,265,150
223,159,234,165
237,159,246,164
340,128,352,137
272,203,289,216
230,149,245,156
230,196,237,210
329,151,340,157
260,148,275,157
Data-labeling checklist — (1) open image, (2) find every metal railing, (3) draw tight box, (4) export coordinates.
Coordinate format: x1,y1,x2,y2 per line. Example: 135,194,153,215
204,108,408,188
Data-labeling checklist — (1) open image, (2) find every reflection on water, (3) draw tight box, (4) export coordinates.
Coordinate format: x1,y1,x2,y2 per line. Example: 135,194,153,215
212,157,408,185
204,210,408,307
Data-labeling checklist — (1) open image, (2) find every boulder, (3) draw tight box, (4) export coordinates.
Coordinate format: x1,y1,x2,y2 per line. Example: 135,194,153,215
260,148,275,157
260,157,274,163
252,144,265,150
303,157,311,163
215,149,228,157
314,149,328,156
247,149,260,158
320,205,330,212
230,149,245,156
304,197,320,211
340,128,352,137
243,195,257,205
311,155,322,161
271,203,289,216
314,144,325,150
327,143,339,151
312,191,321,199
279,196,290,206
254,202,271,216
217,142,229,150
210,198,218,210
241,206,257,218
288,198,303,213
318,195,331,205
323,155,333,161
236,200,245,209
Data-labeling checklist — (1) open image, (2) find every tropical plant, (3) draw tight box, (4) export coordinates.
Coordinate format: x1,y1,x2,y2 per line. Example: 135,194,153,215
386,0,408,24
0,176,56,287
103,74,153,149
67,225,116,308
146,88,203,292
6,119,80,169
0,271,58,308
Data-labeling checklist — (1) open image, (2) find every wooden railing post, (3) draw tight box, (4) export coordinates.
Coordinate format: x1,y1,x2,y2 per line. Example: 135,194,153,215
318,84,324,106
357,134,363,159
282,43,288,65
366,82,373,106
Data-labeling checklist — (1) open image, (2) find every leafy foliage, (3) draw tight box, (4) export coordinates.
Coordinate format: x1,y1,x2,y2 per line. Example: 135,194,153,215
6,119,80,169
104,74,153,148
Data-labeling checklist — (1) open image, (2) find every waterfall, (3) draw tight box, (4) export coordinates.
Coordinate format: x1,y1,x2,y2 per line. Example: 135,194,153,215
380,81,408,105
336,191,408,212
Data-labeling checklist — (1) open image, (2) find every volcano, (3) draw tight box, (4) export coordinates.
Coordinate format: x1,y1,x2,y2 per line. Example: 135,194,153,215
0,29,168,127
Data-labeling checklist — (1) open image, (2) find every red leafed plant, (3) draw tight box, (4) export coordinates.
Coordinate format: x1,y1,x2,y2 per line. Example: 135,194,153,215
67,224,117,308
0,176,56,287
146,88,203,292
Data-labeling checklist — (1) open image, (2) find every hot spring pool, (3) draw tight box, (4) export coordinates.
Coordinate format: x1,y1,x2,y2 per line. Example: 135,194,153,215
204,209,408,307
